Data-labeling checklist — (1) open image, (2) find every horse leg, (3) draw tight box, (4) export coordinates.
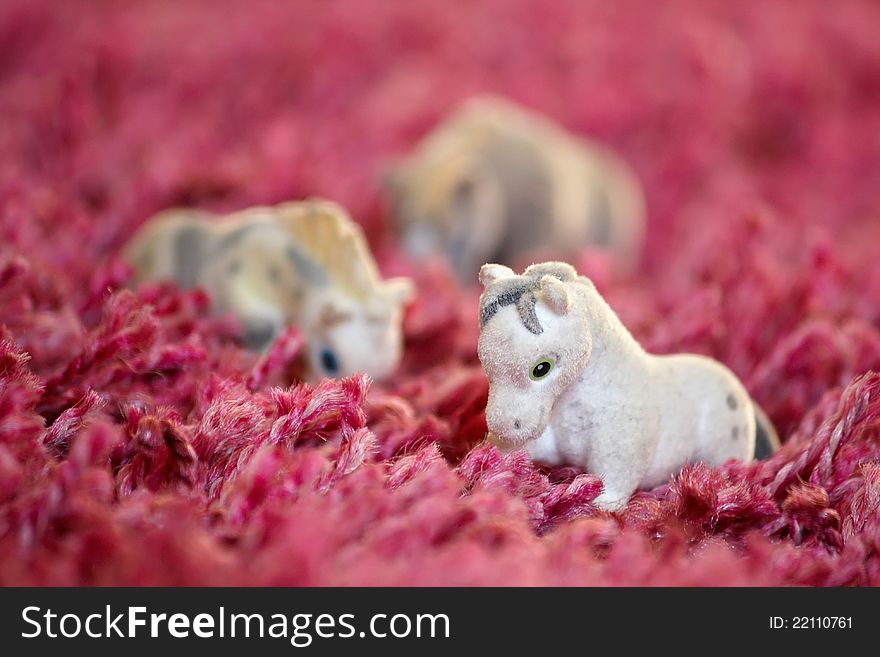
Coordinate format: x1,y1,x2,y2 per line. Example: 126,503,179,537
592,474,642,512
588,413,657,512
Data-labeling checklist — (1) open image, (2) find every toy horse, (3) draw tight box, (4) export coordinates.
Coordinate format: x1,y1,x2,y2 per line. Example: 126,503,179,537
124,199,413,381
477,261,779,511
385,96,645,282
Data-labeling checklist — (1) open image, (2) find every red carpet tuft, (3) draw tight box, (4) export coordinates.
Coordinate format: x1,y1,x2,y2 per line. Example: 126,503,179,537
2,0,880,585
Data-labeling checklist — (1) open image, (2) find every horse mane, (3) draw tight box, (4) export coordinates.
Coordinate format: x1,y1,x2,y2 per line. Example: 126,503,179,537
479,262,578,334
275,200,383,302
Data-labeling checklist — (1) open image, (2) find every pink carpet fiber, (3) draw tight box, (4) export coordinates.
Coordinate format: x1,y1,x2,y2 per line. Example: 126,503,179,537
2,0,880,586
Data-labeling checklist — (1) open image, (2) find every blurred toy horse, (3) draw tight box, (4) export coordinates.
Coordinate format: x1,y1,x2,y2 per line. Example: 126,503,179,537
386,96,646,282
477,261,778,511
125,200,413,381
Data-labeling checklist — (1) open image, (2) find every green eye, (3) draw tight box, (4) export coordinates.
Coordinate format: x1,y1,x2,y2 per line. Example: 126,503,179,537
529,357,555,381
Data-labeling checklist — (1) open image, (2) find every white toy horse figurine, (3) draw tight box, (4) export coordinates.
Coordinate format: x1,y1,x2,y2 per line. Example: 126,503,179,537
477,261,778,511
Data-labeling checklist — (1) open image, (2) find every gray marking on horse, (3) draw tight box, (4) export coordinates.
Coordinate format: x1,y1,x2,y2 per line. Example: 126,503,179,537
285,244,328,286
214,222,328,286
479,279,539,332
753,402,781,460
726,394,738,410
215,224,257,252
479,263,578,334
589,183,613,246
137,248,154,275
174,225,208,289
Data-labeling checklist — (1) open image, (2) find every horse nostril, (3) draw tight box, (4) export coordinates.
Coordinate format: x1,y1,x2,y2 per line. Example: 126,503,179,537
513,420,521,430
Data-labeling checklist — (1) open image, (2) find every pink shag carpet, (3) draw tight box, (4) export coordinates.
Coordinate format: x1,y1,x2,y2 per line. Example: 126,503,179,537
2,0,880,586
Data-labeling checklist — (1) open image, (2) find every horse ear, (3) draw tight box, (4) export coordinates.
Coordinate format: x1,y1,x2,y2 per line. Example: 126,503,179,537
479,263,515,287
539,275,570,315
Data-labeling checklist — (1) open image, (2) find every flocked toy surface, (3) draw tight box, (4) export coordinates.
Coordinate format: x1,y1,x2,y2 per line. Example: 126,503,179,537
477,261,778,511
386,96,646,281
124,199,413,381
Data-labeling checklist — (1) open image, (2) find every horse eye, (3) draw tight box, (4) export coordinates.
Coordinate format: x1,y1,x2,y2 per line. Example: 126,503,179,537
267,265,281,283
320,347,340,375
529,358,555,381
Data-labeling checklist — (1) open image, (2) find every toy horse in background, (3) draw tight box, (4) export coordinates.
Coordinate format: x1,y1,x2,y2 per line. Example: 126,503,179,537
477,261,779,511
124,199,413,381
385,96,646,282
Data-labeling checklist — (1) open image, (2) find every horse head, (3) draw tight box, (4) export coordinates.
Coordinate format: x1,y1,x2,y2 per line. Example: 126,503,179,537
477,262,594,447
